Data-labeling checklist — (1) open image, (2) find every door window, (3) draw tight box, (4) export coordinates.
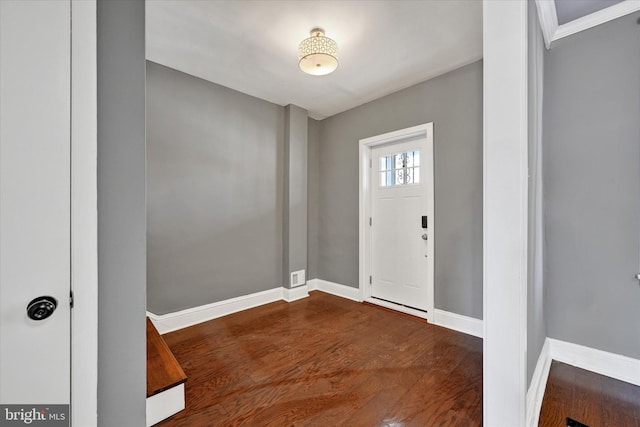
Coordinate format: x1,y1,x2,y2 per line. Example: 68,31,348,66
379,150,420,187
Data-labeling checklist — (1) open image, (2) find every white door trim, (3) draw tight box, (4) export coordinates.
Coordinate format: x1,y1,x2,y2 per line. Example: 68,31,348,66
70,1,98,425
358,123,434,322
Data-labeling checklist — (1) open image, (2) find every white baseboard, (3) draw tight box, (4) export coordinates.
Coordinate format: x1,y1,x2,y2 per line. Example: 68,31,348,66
149,278,486,342
282,284,309,302
433,309,483,338
310,279,484,338
526,338,551,427
147,287,283,334
307,278,320,291
526,337,640,426
549,338,640,386
146,383,184,426
308,278,361,302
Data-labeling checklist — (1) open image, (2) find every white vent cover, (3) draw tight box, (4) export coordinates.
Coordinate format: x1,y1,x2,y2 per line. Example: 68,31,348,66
290,270,306,287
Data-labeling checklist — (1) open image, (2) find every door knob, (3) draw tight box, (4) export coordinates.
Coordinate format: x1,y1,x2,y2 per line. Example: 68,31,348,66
26,296,57,321
421,233,428,240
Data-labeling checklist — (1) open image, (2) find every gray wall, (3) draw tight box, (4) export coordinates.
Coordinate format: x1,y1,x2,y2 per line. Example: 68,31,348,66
317,61,483,319
544,11,640,358
146,62,285,314
147,61,483,319
307,119,320,280
97,0,146,425
527,0,547,386
283,105,308,285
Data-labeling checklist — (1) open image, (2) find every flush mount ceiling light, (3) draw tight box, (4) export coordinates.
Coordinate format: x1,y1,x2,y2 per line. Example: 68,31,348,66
298,28,338,76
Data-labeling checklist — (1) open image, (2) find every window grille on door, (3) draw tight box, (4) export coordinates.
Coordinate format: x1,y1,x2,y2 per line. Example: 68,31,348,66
379,150,420,187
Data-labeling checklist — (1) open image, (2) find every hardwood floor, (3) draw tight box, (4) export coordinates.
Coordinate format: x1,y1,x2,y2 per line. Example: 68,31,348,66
147,317,187,397
157,291,482,426
539,361,640,427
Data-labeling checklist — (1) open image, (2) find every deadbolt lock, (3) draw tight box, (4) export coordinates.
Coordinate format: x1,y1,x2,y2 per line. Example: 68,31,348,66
26,296,57,321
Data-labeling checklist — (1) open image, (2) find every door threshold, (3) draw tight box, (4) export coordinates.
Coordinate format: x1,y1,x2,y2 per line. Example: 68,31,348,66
364,297,429,321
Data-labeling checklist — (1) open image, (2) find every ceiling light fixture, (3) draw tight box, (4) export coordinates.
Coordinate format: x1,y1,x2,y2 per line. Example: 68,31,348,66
298,28,338,76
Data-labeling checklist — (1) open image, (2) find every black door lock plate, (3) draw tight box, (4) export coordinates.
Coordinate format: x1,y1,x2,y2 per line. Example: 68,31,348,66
27,296,58,321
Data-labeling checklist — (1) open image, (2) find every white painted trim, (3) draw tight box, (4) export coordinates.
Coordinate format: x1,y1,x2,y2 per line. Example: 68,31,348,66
358,134,370,307
151,278,494,338
364,297,428,320
314,280,485,339
525,338,640,425
359,124,430,147
433,309,483,338
549,338,640,386
358,123,434,323
535,0,640,48
70,1,98,425
534,0,558,49
282,284,309,302
306,278,320,291
312,279,485,339
146,383,185,427
147,287,283,334
526,338,551,427
483,1,529,425
311,279,362,302
554,1,640,40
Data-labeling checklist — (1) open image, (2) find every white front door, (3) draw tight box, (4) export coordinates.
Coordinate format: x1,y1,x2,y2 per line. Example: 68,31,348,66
0,0,71,416
364,124,434,318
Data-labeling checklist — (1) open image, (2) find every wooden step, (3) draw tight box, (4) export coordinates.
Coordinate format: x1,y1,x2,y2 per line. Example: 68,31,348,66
146,317,187,397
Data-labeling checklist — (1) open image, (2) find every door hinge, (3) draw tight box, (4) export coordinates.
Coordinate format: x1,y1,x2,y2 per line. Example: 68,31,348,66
70,291,74,309
369,217,372,226
369,275,372,284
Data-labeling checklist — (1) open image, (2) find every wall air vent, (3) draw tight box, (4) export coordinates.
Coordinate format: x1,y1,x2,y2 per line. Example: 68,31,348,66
290,270,306,288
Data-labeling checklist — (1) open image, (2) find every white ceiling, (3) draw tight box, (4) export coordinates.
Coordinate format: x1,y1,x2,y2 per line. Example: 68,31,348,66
146,1,483,120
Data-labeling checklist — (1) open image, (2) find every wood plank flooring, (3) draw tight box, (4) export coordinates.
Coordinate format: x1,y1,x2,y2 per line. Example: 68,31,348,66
157,291,482,426
539,361,640,427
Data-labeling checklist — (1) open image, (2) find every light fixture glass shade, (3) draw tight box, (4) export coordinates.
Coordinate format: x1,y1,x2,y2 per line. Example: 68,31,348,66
298,28,338,76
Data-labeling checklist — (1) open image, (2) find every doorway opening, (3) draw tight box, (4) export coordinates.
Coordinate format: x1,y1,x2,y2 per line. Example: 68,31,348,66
358,123,434,322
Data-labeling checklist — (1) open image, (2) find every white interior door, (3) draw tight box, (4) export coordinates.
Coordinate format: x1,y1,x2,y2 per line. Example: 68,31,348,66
366,125,434,317
0,0,71,413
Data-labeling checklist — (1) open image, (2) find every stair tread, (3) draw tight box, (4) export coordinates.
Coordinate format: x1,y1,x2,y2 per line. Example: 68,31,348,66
147,317,187,397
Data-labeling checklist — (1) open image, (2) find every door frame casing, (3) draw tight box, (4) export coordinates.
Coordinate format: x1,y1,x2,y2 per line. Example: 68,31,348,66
71,0,98,424
358,122,434,322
